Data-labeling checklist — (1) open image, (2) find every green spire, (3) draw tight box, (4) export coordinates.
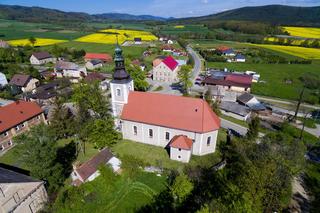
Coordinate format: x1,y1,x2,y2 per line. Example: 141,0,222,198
114,35,123,62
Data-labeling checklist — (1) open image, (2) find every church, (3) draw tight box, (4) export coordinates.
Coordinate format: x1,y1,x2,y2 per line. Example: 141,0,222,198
110,45,220,163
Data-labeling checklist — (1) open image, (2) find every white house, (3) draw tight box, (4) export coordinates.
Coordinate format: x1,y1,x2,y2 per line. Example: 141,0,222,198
110,45,221,163
54,61,87,80
152,56,179,83
9,74,39,92
85,59,103,70
0,72,8,87
30,52,55,65
235,54,246,62
71,148,121,186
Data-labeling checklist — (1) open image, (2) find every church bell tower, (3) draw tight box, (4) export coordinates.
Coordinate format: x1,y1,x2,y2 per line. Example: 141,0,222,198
110,42,134,117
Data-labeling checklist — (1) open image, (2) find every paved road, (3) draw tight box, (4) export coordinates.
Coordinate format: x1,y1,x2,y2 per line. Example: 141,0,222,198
220,118,248,136
186,46,202,84
256,95,320,110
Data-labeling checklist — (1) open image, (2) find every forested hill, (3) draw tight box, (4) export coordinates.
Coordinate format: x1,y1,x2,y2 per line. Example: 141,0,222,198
0,4,167,23
179,5,320,26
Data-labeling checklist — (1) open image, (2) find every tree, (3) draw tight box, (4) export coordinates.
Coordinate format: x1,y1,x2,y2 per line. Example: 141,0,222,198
15,124,64,193
171,174,194,204
246,115,260,140
50,98,76,139
178,65,193,96
204,89,221,115
86,118,121,149
29,37,36,47
126,63,149,91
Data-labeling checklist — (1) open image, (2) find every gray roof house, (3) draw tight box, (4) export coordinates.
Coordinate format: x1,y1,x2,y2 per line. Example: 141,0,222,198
220,101,251,121
237,93,266,111
0,166,48,213
0,72,8,87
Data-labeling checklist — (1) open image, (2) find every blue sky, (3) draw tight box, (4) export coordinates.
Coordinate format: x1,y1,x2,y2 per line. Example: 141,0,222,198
0,0,319,17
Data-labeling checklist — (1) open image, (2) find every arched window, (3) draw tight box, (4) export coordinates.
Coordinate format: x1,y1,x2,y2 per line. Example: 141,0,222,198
116,89,121,96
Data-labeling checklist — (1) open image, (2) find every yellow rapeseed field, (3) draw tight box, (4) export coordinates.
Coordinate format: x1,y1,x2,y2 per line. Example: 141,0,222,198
8,38,67,46
174,25,185,29
75,29,158,44
264,37,306,46
253,44,320,59
283,27,320,39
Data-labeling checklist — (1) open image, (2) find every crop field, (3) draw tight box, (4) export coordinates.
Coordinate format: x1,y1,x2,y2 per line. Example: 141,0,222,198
75,29,157,44
264,37,307,46
283,26,320,39
8,38,68,46
161,24,210,35
174,25,185,28
253,44,320,59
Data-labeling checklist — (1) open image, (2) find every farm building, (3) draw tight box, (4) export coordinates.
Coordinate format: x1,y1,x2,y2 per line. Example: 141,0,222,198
220,101,251,121
134,37,142,44
216,46,236,56
30,52,55,65
152,56,179,83
54,61,87,81
71,148,121,186
84,53,112,63
235,54,246,62
203,71,253,93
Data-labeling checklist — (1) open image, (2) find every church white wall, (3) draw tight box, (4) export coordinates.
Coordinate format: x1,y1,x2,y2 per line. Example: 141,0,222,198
121,120,218,156
170,147,191,163
110,80,134,117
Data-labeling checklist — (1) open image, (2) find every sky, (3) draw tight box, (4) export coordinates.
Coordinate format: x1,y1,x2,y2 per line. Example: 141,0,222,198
0,0,319,18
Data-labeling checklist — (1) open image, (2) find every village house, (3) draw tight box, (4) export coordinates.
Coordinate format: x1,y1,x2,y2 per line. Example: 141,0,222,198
30,52,55,65
203,71,253,93
110,45,221,163
28,82,61,105
84,72,110,90
84,53,113,63
216,46,236,56
86,59,103,70
71,148,121,186
235,54,246,62
9,74,40,93
152,56,179,83
0,166,48,213
0,101,45,153
0,72,8,88
134,37,142,45
0,40,10,48
220,101,251,121
54,61,87,82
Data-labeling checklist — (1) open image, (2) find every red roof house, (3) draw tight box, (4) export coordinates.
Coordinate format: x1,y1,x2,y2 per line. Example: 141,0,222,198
0,101,43,133
121,91,220,133
84,53,113,63
162,56,179,71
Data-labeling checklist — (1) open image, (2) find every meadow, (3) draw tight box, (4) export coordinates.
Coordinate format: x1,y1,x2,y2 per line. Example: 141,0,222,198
8,38,68,46
283,26,320,39
207,61,320,102
160,24,210,35
75,29,158,45
252,44,320,59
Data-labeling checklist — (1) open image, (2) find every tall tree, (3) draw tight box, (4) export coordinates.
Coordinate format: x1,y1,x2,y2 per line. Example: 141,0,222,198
171,174,194,205
246,116,260,140
178,65,193,96
126,63,149,91
15,124,64,193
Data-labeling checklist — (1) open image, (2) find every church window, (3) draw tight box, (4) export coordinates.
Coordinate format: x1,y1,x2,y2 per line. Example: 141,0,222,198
165,132,170,141
116,89,121,96
207,137,211,146
149,129,153,138
133,126,137,135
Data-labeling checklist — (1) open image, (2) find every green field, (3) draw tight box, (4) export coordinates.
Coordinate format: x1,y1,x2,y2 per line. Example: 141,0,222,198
160,24,210,35
54,171,167,213
207,61,320,102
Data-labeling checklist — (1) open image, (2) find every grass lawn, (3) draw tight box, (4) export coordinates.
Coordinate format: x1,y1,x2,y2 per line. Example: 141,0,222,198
207,61,320,102
0,145,29,170
53,171,167,213
112,131,226,171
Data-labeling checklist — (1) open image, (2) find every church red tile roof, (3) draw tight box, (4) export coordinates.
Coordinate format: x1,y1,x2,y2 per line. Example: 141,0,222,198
162,56,178,71
121,92,220,133
0,101,43,133
170,135,193,150
85,53,112,62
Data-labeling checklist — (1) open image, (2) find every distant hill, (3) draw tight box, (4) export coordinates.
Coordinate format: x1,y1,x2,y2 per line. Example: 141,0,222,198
178,5,320,26
0,4,168,23
93,13,167,21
